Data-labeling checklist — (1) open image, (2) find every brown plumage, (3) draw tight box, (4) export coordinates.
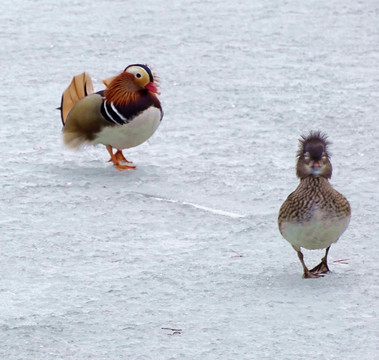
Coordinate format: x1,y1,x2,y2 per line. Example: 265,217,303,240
60,64,163,171
104,72,142,106
278,131,351,278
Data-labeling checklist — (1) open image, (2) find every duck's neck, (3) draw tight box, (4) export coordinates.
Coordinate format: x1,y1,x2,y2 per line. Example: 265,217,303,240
104,74,140,106
299,175,330,189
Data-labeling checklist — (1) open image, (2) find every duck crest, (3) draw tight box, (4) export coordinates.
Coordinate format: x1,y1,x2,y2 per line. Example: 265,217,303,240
297,131,330,159
125,63,154,82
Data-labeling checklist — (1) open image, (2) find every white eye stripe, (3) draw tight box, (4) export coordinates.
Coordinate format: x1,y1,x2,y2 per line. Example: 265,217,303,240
126,66,146,78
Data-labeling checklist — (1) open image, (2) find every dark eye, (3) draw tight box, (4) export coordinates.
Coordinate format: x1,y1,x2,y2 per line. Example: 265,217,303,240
136,73,142,78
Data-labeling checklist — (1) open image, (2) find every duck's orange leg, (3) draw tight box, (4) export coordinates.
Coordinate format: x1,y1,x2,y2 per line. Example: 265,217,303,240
114,150,133,163
106,145,136,171
107,149,133,164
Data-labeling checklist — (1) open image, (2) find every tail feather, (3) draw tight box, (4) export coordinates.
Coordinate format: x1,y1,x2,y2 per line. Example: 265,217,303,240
60,72,94,125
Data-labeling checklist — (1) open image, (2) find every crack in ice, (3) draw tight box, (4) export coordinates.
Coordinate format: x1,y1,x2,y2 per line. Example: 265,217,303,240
138,193,245,218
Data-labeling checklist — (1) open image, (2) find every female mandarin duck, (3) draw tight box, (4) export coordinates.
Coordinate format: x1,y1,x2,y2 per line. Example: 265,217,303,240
278,131,351,278
60,64,163,170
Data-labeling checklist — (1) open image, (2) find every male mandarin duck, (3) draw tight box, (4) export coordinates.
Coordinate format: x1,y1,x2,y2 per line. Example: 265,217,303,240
278,131,351,278
60,64,163,170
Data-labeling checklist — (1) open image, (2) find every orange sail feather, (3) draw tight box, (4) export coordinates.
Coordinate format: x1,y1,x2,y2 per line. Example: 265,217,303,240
60,72,94,125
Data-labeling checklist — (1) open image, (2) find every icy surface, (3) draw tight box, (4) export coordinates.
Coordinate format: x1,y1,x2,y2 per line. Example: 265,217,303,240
1,0,378,359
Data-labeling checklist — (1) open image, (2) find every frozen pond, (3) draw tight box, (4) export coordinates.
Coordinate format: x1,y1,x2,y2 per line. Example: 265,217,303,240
1,0,378,358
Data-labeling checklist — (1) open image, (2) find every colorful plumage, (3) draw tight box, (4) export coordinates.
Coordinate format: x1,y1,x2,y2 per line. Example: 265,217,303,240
278,131,351,278
60,64,163,170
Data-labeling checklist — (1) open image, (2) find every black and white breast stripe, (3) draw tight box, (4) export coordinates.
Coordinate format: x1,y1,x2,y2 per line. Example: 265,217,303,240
98,89,162,126
101,101,131,125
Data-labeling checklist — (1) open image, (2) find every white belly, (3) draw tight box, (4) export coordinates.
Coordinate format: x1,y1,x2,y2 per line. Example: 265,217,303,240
280,209,350,251
92,107,161,149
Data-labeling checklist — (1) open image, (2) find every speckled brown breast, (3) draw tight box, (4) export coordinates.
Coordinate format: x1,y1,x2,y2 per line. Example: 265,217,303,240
278,177,351,250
